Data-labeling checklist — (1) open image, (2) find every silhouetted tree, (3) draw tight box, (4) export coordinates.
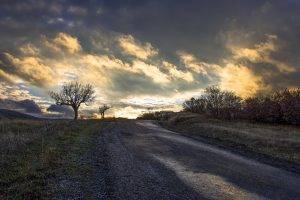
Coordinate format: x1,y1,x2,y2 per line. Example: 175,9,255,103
273,88,300,124
49,82,95,120
183,86,242,119
183,97,206,113
243,88,300,124
99,104,110,119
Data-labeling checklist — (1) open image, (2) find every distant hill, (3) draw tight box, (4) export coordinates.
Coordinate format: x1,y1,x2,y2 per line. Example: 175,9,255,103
0,109,39,120
0,99,42,114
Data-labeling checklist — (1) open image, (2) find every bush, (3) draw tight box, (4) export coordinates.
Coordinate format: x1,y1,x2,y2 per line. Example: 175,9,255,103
138,111,175,121
137,112,157,120
243,88,300,124
183,86,242,120
183,86,300,124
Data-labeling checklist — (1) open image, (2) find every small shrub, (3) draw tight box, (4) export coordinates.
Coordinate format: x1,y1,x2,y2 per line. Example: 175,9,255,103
138,111,175,121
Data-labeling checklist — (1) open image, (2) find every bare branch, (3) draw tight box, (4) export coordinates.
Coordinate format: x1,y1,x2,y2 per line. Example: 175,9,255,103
49,81,95,119
99,104,111,119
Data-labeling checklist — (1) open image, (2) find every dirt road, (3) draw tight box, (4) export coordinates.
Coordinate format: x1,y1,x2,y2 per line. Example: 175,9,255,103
73,121,300,200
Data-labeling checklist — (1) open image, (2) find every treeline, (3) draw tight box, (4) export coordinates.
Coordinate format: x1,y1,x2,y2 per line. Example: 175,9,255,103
183,86,300,125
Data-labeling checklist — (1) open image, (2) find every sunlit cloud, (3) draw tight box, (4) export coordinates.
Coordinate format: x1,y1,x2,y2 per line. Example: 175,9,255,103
131,60,170,84
118,35,158,60
177,51,220,76
163,61,194,82
229,35,296,73
19,43,40,56
43,32,81,54
0,82,40,101
2,53,55,87
219,63,265,98
0,68,18,83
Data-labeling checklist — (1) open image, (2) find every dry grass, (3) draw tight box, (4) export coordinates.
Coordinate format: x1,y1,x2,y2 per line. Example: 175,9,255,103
160,112,300,165
0,119,102,199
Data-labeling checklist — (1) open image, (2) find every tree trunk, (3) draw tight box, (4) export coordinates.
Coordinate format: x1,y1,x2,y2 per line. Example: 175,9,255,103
73,107,78,120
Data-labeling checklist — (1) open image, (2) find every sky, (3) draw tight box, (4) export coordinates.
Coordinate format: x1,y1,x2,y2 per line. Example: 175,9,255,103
0,0,299,118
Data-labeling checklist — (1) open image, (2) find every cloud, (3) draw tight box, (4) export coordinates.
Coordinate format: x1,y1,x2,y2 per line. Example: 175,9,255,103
81,54,134,73
0,82,42,103
175,50,268,97
177,51,220,75
0,68,17,83
163,61,194,82
0,53,55,87
229,35,296,73
120,88,204,111
0,32,175,101
43,32,81,54
118,35,158,60
113,106,145,119
67,6,87,16
219,63,265,98
19,43,40,56
115,88,206,118
131,60,170,84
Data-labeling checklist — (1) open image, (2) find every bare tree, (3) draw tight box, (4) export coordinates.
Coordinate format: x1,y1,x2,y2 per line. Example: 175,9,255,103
49,81,95,120
99,104,110,119
183,86,242,119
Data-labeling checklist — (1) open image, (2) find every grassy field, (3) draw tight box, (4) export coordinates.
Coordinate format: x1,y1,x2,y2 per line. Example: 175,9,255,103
0,119,102,199
159,112,300,167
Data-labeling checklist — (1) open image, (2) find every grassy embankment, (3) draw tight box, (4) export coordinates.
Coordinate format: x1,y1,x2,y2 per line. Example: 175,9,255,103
158,112,300,167
0,119,102,199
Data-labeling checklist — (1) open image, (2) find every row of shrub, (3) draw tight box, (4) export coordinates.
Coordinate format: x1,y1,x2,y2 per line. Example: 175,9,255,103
183,86,300,124
137,111,175,121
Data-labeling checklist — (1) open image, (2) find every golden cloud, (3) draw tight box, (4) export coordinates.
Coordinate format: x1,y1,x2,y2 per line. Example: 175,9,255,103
177,51,220,75
0,82,40,101
43,32,81,54
0,68,18,83
163,61,194,82
131,60,170,84
118,35,158,60
81,54,134,72
20,43,40,56
229,35,295,73
4,53,55,87
176,50,267,98
219,63,265,98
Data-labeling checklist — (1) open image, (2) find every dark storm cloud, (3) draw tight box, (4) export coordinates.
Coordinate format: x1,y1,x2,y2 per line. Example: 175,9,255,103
94,0,265,61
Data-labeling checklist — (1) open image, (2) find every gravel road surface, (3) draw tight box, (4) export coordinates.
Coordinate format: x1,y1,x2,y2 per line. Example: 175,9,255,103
70,121,300,200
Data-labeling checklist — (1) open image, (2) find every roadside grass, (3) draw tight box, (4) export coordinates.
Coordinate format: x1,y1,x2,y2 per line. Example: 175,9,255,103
0,119,102,199
159,112,300,166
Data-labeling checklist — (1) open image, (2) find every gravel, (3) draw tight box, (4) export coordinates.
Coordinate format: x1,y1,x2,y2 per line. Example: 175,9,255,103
55,120,300,200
